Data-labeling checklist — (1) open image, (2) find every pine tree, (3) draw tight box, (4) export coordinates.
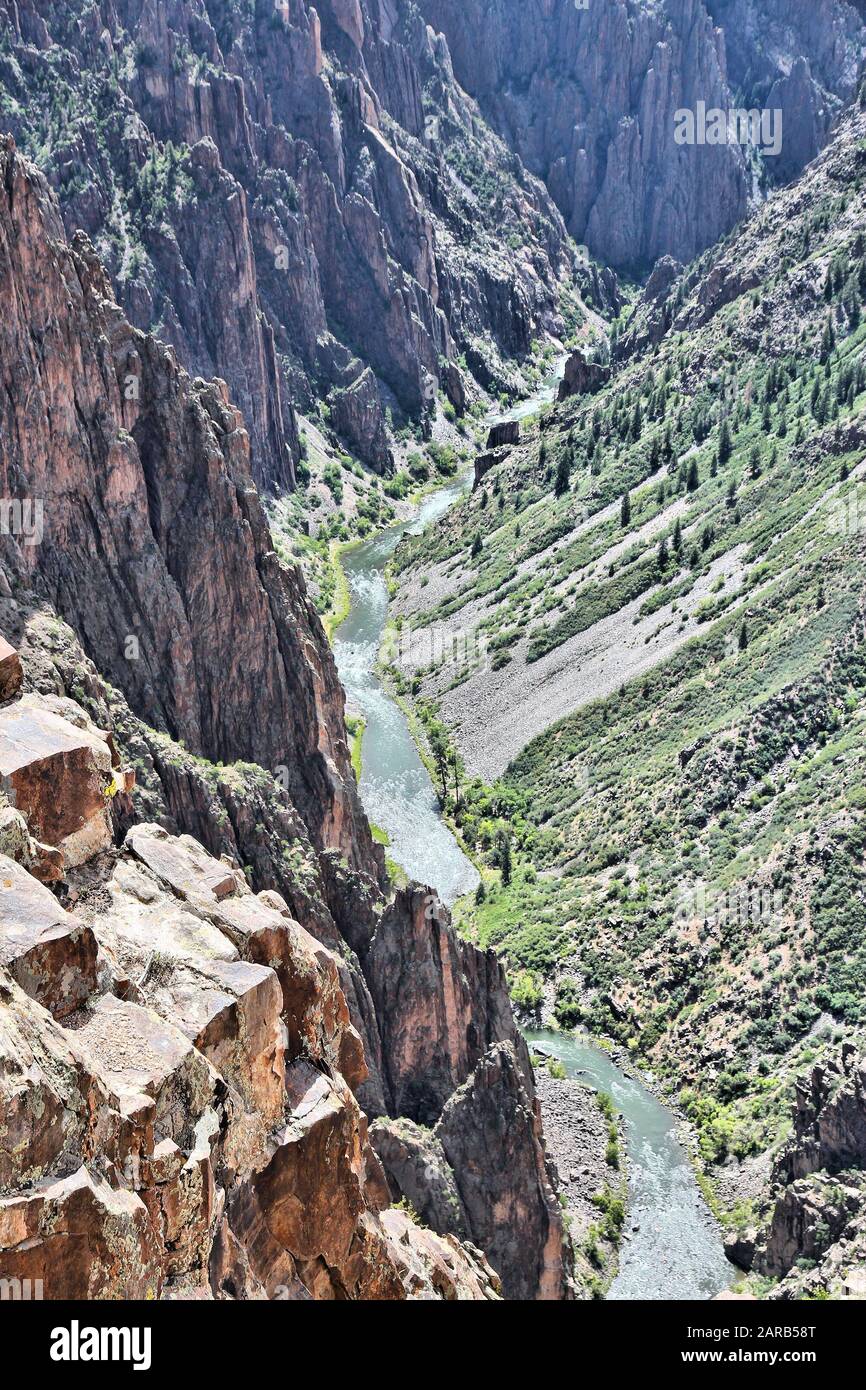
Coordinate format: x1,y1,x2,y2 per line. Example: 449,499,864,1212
498,831,512,887
555,450,572,497
686,458,699,492
620,491,631,526
739,621,749,652
471,531,483,558
718,419,732,464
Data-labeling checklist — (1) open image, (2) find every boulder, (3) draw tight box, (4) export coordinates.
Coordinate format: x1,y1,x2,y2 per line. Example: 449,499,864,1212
0,694,115,866
0,636,22,702
0,1166,162,1300
0,853,98,1017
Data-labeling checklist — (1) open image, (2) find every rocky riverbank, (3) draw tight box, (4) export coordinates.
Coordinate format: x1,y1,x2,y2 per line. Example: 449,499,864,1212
533,1063,628,1297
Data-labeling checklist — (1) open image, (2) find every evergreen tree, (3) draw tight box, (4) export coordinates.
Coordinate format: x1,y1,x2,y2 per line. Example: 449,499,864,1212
555,449,572,497
620,491,632,526
498,830,512,887
718,419,732,464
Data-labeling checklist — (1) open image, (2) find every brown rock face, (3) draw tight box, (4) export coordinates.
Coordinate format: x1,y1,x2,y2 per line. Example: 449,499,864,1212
370,1116,470,1239
436,1041,570,1302
0,1167,163,1300
487,421,520,451
0,834,502,1301
0,854,98,1019
365,885,517,1123
0,695,115,867
0,139,376,895
748,1052,866,1290
121,824,367,1094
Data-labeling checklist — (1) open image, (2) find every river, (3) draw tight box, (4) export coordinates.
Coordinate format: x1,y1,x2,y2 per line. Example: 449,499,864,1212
525,1029,735,1300
332,361,733,1299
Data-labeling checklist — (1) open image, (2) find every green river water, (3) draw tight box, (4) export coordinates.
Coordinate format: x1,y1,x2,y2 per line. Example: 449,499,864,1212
333,366,734,1299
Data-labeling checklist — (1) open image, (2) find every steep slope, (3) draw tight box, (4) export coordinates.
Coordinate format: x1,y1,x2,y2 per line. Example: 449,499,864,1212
0,0,587,488
0,140,574,1299
419,0,866,270
390,93,866,1288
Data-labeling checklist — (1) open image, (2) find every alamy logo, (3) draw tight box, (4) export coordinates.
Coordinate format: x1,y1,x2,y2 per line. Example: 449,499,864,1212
49,1321,152,1372
674,102,783,157
0,497,43,545
0,1277,43,1300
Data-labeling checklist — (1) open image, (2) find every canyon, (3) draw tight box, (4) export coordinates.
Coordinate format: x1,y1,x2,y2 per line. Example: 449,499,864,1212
2,0,866,1307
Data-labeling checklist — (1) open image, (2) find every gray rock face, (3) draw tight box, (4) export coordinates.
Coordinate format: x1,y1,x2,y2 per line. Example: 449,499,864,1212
420,0,749,271
751,1052,866,1292
558,350,611,401
370,1116,471,1239
0,0,578,484
779,1057,866,1184
708,0,866,185
419,0,866,271
436,1041,571,1301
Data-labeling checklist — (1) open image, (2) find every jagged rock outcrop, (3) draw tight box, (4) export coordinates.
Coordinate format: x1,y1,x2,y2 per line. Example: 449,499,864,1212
0,137,376,892
557,350,611,401
420,0,866,271
0,686,502,1299
371,1041,575,1301
0,0,581,475
370,1116,471,1240
365,884,517,1123
744,1052,866,1296
435,1041,570,1302
779,1052,866,1185
707,0,866,183
328,366,394,474
420,0,749,272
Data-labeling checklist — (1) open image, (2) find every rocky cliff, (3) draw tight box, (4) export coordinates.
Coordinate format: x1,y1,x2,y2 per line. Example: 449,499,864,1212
0,0,583,486
739,1052,866,1299
419,0,866,271
0,141,571,1299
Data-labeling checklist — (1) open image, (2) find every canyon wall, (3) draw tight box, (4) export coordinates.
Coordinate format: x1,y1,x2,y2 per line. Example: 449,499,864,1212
419,0,866,271
0,0,581,487
0,140,571,1299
